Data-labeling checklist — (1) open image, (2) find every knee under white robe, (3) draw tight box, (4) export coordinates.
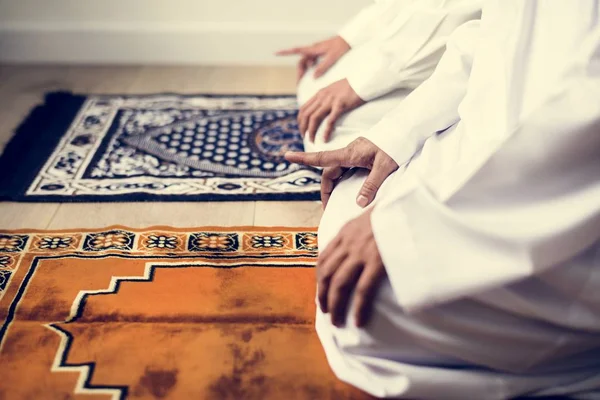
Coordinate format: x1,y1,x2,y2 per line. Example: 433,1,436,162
296,0,482,152
316,1,600,398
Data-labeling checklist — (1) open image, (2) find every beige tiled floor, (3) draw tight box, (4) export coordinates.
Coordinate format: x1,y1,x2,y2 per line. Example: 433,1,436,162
0,65,322,230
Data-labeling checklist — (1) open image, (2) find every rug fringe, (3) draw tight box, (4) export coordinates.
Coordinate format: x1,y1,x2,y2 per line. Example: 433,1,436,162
0,91,86,199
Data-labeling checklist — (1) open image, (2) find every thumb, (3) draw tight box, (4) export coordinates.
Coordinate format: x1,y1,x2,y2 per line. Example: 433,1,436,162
356,161,396,208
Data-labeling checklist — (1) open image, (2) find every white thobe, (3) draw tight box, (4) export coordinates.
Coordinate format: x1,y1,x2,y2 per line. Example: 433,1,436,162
297,0,482,152
317,1,600,399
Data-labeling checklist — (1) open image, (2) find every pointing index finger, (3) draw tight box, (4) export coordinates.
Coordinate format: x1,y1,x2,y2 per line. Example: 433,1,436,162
276,45,317,56
275,47,303,56
285,149,348,168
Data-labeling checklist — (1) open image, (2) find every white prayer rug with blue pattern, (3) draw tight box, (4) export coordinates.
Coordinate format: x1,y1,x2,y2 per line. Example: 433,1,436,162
0,92,320,202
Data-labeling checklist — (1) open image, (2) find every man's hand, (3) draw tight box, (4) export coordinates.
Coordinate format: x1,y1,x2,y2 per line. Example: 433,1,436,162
285,137,398,209
299,78,365,143
276,36,351,82
317,208,386,327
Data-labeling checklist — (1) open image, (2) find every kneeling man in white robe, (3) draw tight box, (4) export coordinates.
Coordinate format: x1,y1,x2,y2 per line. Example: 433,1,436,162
286,1,600,398
277,0,482,152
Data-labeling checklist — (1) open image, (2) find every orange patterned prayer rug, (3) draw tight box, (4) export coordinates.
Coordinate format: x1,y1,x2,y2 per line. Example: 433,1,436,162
0,226,370,400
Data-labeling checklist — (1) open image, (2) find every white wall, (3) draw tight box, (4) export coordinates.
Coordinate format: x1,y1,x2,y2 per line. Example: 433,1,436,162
0,0,368,65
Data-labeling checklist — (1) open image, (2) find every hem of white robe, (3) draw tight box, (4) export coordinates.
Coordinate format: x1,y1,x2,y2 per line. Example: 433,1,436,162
315,308,412,398
315,305,514,399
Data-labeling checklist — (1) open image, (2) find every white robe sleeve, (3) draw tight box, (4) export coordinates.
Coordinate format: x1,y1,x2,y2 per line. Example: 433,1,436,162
346,0,482,101
371,0,600,312
367,18,480,165
338,0,403,49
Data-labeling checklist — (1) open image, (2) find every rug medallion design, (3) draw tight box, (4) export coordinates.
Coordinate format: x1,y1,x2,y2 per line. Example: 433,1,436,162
0,226,370,399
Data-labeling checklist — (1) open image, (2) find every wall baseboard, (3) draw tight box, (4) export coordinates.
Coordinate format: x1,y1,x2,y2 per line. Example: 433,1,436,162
0,22,335,65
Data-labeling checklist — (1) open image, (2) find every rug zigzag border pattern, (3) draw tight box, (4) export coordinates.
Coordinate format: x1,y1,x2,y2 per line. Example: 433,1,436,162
46,260,315,400
0,226,318,400
47,323,127,400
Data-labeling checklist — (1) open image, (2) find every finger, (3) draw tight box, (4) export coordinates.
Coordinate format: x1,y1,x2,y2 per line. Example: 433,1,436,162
321,166,345,208
328,261,364,327
297,56,317,83
297,95,318,136
299,98,321,137
316,235,342,312
317,249,347,313
322,105,343,143
318,234,340,266
296,92,317,131
353,262,385,327
308,105,331,143
275,47,307,56
314,55,337,78
285,147,352,168
356,157,398,208
278,43,324,57
317,279,330,314
297,57,308,82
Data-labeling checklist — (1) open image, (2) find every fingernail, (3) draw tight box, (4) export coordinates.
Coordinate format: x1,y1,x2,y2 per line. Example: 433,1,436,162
356,195,368,208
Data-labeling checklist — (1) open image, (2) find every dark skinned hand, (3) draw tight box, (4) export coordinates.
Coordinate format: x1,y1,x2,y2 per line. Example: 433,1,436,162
316,208,386,327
